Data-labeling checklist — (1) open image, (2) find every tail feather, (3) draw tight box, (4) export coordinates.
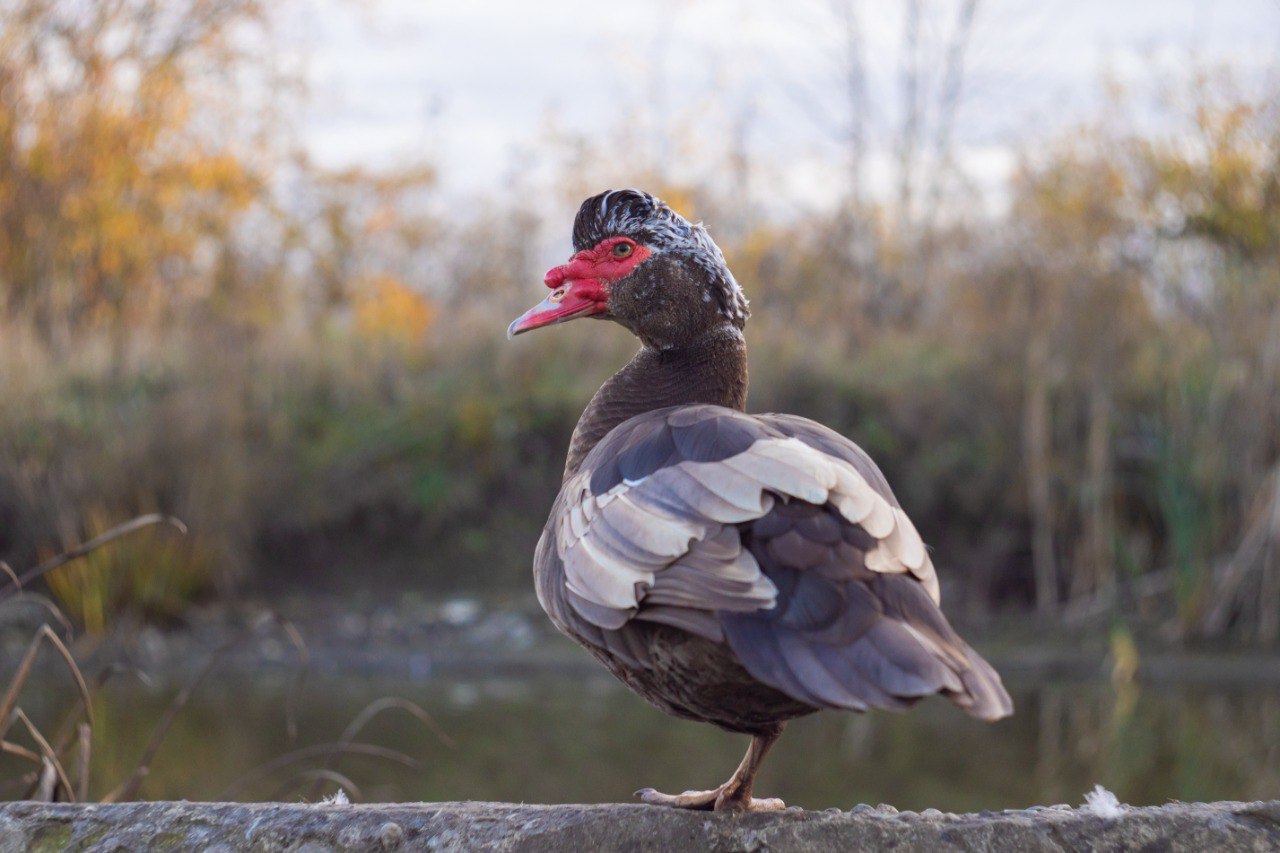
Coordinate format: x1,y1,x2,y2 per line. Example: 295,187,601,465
721,575,1014,720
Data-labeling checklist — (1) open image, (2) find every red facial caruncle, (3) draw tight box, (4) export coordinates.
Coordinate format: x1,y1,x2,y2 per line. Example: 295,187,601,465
507,236,653,338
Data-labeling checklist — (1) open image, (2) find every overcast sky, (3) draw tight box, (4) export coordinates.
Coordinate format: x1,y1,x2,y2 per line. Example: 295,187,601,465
284,0,1279,208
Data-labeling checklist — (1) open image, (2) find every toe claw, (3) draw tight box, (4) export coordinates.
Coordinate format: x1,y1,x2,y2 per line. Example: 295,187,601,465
637,786,722,810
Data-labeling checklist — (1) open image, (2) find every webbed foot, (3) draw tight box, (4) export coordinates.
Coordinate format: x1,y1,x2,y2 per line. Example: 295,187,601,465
636,785,785,812
635,727,787,813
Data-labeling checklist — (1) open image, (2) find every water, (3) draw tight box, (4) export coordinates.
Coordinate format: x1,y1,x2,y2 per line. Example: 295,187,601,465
5,668,1279,809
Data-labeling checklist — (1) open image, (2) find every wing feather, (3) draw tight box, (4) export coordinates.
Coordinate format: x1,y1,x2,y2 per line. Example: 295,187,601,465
594,492,702,560
563,533,652,609
671,464,775,518
544,404,1009,721
561,420,941,622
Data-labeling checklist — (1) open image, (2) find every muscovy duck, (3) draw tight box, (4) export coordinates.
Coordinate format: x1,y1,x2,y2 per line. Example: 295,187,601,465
508,189,1012,812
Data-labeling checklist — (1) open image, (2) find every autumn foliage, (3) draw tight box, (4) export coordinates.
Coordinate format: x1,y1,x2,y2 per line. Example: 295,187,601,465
0,2,1278,645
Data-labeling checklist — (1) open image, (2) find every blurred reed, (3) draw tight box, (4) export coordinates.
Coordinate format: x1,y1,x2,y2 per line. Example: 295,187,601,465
0,1,1277,644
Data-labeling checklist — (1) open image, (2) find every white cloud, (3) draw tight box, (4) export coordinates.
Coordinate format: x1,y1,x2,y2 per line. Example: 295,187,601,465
287,0,1280,206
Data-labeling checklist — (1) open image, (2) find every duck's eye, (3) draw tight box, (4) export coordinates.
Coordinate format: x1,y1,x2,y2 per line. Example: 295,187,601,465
611,242,634,259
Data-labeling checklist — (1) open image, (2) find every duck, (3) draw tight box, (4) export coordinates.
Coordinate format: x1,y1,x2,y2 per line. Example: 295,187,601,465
507,189,1012,812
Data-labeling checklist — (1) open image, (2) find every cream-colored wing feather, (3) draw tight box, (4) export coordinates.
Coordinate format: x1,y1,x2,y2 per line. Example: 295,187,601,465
557,436,940,634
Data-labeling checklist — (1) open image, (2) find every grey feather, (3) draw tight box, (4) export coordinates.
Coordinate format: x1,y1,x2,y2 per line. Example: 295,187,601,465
633,605,724,642
543,403,1010,725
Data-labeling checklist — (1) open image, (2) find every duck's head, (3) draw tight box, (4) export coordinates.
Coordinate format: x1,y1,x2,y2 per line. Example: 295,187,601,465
508,189,748,350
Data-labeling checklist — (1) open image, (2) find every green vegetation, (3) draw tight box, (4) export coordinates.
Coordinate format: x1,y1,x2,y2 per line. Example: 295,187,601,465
0,2,1278,644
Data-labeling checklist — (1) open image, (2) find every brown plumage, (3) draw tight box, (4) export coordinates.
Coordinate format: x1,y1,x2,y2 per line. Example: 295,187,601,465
509,189,1012,812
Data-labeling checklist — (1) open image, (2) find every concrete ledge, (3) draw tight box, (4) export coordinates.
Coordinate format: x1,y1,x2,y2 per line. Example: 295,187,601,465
2,799,1279,852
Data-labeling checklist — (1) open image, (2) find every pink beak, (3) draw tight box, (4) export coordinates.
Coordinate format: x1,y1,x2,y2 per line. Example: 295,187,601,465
507,278,608,339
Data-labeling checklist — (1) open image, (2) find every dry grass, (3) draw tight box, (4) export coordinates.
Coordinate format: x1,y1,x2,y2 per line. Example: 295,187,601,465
1,69,1278,645
1,516,449,803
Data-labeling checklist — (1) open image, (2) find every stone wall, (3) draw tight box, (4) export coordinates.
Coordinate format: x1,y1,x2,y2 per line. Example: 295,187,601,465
2,799,1279,852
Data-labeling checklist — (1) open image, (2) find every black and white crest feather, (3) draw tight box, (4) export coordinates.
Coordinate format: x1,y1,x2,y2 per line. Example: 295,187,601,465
574,189,751,328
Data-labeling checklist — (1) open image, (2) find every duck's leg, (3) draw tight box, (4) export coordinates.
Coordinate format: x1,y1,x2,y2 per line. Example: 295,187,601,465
636,725,786,812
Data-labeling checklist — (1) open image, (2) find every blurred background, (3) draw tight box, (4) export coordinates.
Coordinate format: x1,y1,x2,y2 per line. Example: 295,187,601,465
2,0,1279,811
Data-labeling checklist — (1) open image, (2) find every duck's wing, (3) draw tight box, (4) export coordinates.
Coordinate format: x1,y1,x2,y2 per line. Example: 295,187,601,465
541,404,1011,721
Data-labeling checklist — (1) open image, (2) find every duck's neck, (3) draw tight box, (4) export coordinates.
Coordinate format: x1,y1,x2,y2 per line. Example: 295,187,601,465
564,326,748,480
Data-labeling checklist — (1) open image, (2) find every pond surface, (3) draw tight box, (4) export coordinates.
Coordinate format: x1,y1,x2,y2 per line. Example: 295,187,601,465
5,665,1280,810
